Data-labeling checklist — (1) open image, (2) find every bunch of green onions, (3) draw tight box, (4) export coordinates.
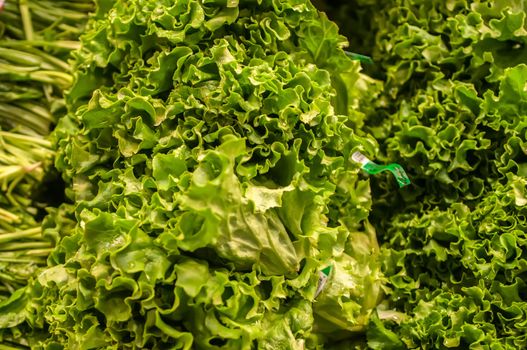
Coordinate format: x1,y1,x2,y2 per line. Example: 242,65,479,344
0,0,93,300
0,130,54,296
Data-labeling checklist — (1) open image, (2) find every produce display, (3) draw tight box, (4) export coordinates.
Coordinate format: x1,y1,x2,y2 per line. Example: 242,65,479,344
1,0,527,349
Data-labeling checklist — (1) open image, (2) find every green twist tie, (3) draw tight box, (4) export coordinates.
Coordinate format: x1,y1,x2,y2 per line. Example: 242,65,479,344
352,151,411,188
315,265,332,299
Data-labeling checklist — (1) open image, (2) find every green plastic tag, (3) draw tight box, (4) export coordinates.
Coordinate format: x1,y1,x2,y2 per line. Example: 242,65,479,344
352,151,411,188
315,265,332,299
344,51,373,64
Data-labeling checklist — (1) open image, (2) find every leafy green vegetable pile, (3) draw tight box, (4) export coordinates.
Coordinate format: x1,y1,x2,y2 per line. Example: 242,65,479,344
322,0,527,348
2,0,388,348
2,0,527,348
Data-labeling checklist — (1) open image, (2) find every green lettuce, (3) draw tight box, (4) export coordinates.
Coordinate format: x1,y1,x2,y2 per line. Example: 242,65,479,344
316,0,527,348
0,0,388,348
